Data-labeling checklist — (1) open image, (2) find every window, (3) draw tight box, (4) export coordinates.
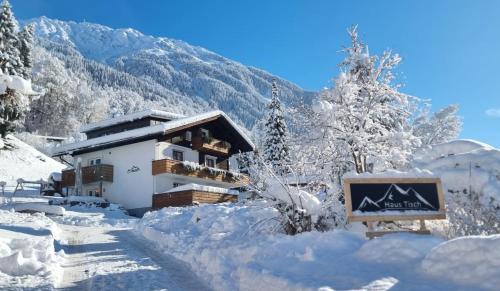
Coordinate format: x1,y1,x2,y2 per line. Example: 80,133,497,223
172,150,184,161
185,130,192,141
200,128,210,142
205,156,216,168
88,189,101,197
89,158,101,166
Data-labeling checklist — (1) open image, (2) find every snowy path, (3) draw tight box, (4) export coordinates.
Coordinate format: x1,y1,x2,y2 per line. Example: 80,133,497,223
56,223,211,291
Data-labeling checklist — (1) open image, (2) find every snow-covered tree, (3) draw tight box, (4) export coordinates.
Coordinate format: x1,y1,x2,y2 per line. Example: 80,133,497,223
0,1,35,139
0,74,33,138
263,80,291,175
0,0,22,76
17,23,34,79
312,26,421,174
413,104,462,146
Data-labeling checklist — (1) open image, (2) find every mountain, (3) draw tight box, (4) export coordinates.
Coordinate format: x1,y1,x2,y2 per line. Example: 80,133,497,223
26,16,315,134
357,196,380,212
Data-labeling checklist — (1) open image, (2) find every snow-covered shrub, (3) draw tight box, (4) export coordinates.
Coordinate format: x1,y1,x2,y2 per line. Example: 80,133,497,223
262,180,321,234
315,183,348,230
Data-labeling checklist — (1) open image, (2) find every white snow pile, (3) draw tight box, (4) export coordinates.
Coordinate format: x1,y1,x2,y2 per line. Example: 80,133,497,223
0,135,65,186
135,201,499,290
422,234,500,290
13,203,65,216
0,210,64,289
51,203,134,227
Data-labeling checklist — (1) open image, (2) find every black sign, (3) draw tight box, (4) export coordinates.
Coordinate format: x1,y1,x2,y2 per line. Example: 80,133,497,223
350,183,440,213
343,177,447,223
127,165,141,173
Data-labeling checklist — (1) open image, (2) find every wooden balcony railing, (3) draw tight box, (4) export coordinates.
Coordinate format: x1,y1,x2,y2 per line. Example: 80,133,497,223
61,169,75,187
153,189,238,208
60,164,114,187
152,159,249,185
192,136,231,155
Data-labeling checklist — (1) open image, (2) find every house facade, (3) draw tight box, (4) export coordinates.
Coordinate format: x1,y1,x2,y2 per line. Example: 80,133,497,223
52,109,254,216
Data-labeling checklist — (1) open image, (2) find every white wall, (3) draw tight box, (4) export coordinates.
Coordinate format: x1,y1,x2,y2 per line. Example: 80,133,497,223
73,139,156,210
155,141,199,163
71,139,243,210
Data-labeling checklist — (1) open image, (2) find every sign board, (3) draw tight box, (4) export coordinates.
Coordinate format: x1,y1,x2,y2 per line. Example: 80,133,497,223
344,178,446,222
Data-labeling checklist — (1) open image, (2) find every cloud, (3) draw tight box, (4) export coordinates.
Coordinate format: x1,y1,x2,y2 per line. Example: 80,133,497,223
485,108,500,118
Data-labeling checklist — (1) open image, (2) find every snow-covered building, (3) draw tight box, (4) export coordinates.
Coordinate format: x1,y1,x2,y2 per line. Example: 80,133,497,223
52,109,254,216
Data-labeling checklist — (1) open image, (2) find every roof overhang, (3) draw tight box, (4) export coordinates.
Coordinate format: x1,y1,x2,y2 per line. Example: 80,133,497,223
52,110,255,157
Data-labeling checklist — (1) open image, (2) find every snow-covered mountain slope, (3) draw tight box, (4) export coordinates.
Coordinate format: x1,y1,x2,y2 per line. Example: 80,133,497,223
0,135,65,186
27,16,315,128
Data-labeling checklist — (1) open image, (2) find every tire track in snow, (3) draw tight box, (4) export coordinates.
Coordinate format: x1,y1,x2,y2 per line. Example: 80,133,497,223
55,223,211,291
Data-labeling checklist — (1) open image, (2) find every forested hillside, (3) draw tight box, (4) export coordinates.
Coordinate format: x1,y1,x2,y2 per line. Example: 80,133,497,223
24,16,315,137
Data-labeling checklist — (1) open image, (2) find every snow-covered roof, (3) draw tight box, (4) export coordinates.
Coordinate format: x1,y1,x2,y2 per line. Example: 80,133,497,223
80,109,185,133
164,183,239,195
52,110,255,156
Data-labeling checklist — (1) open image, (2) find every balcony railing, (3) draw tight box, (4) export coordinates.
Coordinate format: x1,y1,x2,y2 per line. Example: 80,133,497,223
152,158,249,185
192,136,231,155
61,164,114,187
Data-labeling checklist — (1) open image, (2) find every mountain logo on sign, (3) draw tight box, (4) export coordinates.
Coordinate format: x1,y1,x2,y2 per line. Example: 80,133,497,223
356,184,436,212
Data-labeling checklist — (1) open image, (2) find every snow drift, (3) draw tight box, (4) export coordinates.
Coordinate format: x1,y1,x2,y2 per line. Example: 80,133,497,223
422,234,500,290
135,201,498,290
0,210,64,289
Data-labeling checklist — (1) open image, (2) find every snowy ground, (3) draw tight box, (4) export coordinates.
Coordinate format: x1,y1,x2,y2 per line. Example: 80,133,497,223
1,192,499,290
0,135,65,186
135,201,499,291
0,193,212,290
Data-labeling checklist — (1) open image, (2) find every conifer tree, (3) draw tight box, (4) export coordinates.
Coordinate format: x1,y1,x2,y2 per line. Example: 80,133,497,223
263,80,291,175
18,23,34,79
0,0,34,140
0,0,22,76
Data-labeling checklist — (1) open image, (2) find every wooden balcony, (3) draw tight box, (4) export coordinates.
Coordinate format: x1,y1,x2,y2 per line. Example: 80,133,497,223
61,169,75,187
153,190,238,208
192,136,231,155
60,164,114,187
152,158,249,185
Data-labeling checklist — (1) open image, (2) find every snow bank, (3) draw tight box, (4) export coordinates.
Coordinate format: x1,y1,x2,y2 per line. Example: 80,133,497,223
0,135,65,186
52,203,134,227
13,203,65,216
422,235,500,290
0,237,60,276
135,202,485,290
0,210,64,289
357,233,443,264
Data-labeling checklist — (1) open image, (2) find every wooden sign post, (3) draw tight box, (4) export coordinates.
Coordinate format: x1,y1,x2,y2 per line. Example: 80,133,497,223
343,177,446,239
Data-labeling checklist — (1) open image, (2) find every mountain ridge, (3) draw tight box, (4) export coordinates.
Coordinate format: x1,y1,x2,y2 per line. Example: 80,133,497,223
25,16,315,132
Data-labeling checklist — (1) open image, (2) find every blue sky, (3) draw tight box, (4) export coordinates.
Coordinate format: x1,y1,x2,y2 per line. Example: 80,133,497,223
11,0,500,147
